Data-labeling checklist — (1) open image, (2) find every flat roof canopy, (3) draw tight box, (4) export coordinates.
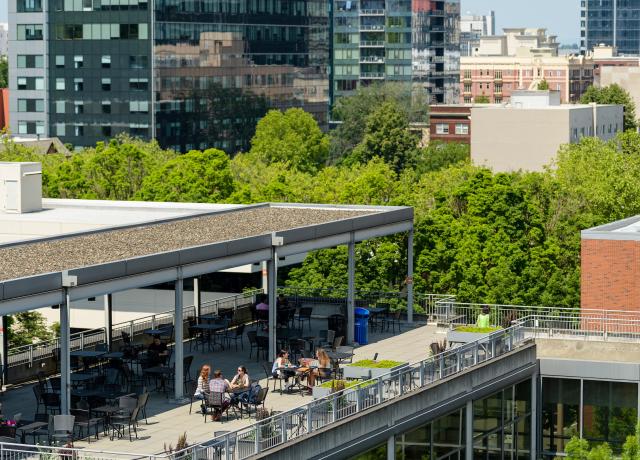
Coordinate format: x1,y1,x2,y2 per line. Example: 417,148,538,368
582,214,640,241
0,201,413,314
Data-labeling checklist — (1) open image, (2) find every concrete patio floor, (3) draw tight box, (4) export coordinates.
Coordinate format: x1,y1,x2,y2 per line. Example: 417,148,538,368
0,320,442,455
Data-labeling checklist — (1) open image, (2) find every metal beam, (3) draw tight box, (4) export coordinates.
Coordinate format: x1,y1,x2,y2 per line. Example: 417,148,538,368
386,435,395,460
276,233,351,258
347,233,355,345
465,399,473,460
0,290,65,317
267,248,277,361
531,372,538,458
193,277,201,319
353,221,413,244
104,294,113,351
174,271,184,400
60,292,71,415
70,268,179,302
182,249,272,279
407,228,414,324
0,316,7,386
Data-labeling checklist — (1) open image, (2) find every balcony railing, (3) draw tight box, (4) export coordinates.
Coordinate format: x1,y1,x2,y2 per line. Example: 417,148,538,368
360,8,384,15
360,72,385,79
359,56,385,63
360,24,385,31
360,40,385,47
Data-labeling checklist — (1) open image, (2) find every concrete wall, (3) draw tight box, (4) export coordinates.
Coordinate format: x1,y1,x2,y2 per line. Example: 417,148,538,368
258,344,538,460
471,107,571,172
601,66,640,122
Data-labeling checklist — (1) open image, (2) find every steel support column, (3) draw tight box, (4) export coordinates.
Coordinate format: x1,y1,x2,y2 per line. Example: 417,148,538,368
347,233,355,345
465,399,473,460
407,228,414,324
0,316,8,387
267,248,277,361
104,294,113,351
174,271,184,400
193,277,201,319
531,372,538,458
60,292,71,415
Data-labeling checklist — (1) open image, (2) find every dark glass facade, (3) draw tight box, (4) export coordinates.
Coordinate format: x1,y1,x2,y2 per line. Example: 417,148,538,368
541,377,638,458
581,0,640,55
153,0,330,153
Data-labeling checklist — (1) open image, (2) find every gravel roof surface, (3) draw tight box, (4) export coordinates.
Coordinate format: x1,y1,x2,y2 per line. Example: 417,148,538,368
0,207,374,281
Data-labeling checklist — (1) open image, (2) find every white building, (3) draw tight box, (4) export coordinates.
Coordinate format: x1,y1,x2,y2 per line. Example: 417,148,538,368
470,90,623,172
460,11,495,57
0,23,7,56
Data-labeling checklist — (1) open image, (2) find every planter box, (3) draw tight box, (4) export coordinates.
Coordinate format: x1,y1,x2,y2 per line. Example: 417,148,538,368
312,385,333,399
446,329,493,345
341,362,409,380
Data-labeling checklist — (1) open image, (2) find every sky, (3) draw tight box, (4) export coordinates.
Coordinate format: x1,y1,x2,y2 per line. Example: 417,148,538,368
462,0,581,45
1,0,581,44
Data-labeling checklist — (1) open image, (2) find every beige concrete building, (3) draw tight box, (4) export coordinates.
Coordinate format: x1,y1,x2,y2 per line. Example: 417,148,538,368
461,28,594,104
471,90,623,172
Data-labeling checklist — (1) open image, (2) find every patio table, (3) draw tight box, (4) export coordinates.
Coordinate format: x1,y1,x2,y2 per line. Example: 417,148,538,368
191,323,226,351
143,365,173,394
70,373,98,385
70,350,106,358
144,327,171,336
17,421,48,444
102,351,124,359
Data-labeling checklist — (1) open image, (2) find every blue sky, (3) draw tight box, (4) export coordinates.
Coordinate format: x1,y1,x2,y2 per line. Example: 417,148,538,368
1,0,581,44
462,0,581,45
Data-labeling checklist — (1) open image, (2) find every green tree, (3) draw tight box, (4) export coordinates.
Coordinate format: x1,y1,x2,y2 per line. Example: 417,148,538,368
348,101,419,173
622,422,640,460
587,443,613,460
580,84,638,131
8,312,53,348
249,108,329,173
565,436,590,460
330,82,427,161
0,57,7,88
474,95,490,104
537,79,550,90
416,141,470,174
138,148,234,203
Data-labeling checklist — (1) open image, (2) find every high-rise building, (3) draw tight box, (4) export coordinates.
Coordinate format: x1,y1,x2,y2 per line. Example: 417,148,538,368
0,23,8,57
460,10,494,56
331,0,460,110
461,28,595,104
581,0,640,56
9,0,330,152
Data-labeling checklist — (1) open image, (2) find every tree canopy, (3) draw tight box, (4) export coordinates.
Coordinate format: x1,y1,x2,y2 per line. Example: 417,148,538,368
580,83,638,131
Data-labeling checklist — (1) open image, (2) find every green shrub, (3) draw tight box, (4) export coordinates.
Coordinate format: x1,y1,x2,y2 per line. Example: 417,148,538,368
349,359,405,368
453,326,502,333
319,379,375,389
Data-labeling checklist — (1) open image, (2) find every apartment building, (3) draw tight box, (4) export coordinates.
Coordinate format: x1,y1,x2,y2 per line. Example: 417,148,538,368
460,10,495,56
331,0,460,108
428,104,472,143
9,0,330,152
471,90,623,172
460,28,595,104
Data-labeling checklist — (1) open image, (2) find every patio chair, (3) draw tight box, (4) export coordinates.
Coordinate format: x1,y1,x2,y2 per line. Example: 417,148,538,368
224,323,245,351
187,318,200,352
336,345,355,364
43,392,61,414
386,310,402,334
159,325,174,343
0,424,16,439
109,405,140,441
71,408,101,442
137,391,150,424
256,309,269,330
255,335,269,361
204,392,230,423
247,330,259,359
117,395,138,416
317,367,333,384
262,362,284,393
50,415,75,446
33,384,45,414
213,318,231,350
189,380,203,415
288,339,305,363
296,307,313,331
319,330,335,349
332,335,344,350
244,388,268,417
49,377,62,393
167,355,194,395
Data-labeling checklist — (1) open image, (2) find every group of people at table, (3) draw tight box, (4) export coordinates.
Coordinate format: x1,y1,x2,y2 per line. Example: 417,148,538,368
192,348,331,421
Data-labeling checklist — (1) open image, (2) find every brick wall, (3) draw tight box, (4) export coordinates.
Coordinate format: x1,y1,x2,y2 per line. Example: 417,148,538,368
581,238,640,312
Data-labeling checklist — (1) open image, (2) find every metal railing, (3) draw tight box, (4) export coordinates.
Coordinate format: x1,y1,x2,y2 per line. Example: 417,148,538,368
0,442,156,460
8,290,262,370
161,322,527,459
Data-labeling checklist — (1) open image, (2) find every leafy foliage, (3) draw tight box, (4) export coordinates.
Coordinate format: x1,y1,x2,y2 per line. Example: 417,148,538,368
7,312,54,348
537,79,550,90
580,84,638,131
0,57,7,89
475,95,490,104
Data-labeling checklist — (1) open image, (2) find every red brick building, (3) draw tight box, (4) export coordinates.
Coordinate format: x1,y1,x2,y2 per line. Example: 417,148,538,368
0,89,8,131
581,217,640,313
429,105,472,144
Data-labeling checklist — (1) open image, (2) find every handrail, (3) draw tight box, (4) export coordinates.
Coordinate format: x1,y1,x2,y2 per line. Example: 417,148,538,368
7,289,262,369
164,322,528,458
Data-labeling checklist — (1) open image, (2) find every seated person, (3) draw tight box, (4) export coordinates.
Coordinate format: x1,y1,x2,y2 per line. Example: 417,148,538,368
230,366,250,390
208,370,231,421
147,336,168,366
307,348,331,387
276,294,289,309
272,350,297,391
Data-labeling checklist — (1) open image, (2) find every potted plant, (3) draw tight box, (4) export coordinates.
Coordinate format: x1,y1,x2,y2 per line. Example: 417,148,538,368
341,359,408,380
312,379,374,399
446,325,502,345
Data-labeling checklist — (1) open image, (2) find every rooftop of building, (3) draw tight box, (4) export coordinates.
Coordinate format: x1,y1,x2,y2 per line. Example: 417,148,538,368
582,214,640,240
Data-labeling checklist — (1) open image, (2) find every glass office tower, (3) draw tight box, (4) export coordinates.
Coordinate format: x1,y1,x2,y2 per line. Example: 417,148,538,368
581,0,640,55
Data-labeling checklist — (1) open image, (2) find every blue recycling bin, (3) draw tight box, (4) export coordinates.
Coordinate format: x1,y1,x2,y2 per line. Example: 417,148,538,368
354,307,370,345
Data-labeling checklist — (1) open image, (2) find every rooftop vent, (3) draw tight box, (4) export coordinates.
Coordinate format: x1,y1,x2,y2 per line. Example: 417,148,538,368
0,162,43,214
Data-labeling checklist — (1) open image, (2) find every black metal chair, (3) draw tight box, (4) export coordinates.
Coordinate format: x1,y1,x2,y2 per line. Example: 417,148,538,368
110,405,140,442
386,310,402,333
262,362,284,393
296,307,313,331
204,392,230,423
224,323,245,351
71,408,101,442
244,388,268,417
255,335,269,361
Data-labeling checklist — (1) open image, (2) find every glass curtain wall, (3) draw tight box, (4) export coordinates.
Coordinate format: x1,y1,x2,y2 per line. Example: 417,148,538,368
154,0,330,154
541,377,638,458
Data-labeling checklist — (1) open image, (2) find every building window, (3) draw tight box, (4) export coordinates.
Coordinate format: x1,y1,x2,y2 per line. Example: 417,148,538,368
56,78,66,90
129,123,149,137
74,78,84,91
17,120,45,135
17,77,44,90
73,55,84,69
464,97,472,103
74,101,84,114
129,101,149,113
55,123,66,136
74,125,84,136
129,55,148,69
17,24,43,40
17,99,44,112
102,125,112,137
494,70,502,79
17,0,43,12
101,78,111,91
455,123,469,135
55,100,66,114
102,101,112,114
495,83,503,93
494,96,502,103
435,123,449,135
17,55,44,68
129,78,149,91
55,55,65,68
463,69,472,79
464,83,472,93
101,55,111,68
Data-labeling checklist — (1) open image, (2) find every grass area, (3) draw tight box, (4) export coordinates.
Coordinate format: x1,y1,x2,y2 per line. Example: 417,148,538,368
319,379,376,389
453,326,503,333
348,359,405,368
